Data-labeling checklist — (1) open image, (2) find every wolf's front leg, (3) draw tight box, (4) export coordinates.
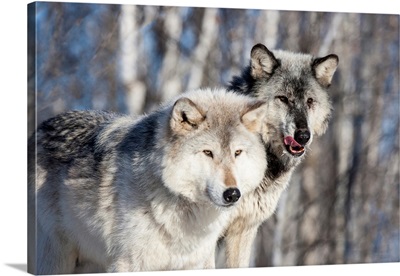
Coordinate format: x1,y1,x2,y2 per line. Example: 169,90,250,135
203,247,216,269
224,218,260,268
33,223,79,275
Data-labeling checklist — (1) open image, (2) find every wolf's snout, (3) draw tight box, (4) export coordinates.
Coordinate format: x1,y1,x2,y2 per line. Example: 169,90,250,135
294,128,310,145
223,188,241,204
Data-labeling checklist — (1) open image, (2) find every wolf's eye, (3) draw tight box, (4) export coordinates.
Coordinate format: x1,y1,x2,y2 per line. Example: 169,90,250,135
307,98,314,106
276,96,289,104
234,150,243,157
203,150,213,158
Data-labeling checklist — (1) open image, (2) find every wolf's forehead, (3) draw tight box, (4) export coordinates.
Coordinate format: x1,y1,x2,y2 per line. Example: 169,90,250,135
274,50,313,75
206,106,241,126
283,75,310,92
268,51,314,96
210,127,241,151
203,107,243,141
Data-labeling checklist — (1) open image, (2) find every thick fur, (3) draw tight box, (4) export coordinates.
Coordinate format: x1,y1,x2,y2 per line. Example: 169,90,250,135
27,88,269,274
221,43,339,267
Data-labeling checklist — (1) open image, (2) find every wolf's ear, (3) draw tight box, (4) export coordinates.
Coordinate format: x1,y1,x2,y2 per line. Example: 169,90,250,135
170,97,205,134
241,100,267,132
312,54,339,88
250,43,280,79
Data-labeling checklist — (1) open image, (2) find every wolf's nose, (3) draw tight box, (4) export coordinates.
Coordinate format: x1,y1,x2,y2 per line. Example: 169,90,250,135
223,188,241,204
294,129,310,145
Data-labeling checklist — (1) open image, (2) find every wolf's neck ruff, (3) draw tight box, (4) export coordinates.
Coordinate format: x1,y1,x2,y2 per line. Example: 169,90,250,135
264,144,295,180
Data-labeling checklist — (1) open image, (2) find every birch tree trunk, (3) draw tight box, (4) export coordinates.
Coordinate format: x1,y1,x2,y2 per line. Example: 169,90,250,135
119,5,146,115
159,7,184,102
187,8,219,90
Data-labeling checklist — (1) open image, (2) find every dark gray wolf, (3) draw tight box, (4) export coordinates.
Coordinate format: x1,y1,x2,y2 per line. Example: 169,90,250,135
28,88,269,274
220,43,339,267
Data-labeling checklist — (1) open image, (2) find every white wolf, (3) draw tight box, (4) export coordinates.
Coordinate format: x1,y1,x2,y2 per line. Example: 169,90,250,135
28,88,268,274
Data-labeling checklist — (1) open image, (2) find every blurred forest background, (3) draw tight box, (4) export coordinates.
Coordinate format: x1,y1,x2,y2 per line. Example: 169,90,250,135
28,2,399,267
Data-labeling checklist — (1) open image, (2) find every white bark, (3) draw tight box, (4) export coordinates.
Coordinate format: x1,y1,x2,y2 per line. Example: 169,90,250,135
159,7,184,102
187,8,219,90
119,5,146,115
258,10,280,49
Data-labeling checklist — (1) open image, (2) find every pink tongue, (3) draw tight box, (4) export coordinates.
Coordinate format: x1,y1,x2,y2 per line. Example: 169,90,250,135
284,136,302,148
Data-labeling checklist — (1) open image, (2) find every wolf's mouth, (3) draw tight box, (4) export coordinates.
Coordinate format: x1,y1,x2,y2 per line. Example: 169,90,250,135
284,136,305,157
